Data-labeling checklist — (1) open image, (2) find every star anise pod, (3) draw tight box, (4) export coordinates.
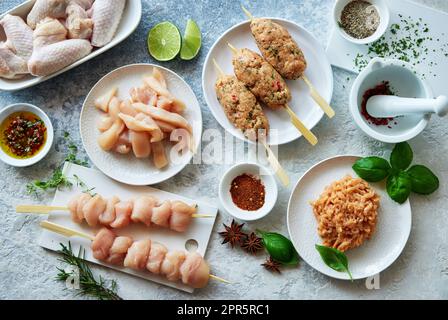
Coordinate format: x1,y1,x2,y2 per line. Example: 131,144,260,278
218,219,247,248
261,257,282,274
241,232,263,255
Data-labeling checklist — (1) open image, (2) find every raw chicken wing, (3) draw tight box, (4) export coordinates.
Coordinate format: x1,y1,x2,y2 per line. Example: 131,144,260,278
0,43,28,79
0,14,33,60
27,0,68,29
91,0,126,47
123,239,151,270
33,18,68,48
66,2,93,39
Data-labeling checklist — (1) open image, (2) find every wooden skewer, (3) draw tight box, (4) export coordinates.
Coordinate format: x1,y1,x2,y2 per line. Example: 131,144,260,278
241,6,335,119
39,221,229,284
227,43,317,146
16,205,214,218
213,59,290,187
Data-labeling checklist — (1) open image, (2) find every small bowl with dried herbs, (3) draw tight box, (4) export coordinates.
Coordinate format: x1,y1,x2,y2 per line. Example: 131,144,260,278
333,0,390,45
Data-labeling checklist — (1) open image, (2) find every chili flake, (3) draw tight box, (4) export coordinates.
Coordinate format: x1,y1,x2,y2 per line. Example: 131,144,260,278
230,173,265,211
361,81,395,126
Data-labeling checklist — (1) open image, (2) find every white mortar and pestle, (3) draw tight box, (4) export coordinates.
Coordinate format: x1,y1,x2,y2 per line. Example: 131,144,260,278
350,57,446,143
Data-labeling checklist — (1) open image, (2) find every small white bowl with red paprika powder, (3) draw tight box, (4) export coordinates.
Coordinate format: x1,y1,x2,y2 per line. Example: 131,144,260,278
219,162,278,221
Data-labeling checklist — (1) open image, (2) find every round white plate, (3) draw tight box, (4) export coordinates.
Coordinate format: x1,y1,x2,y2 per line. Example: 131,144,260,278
287,155,412,280
80,64,202,186
202,18,333,145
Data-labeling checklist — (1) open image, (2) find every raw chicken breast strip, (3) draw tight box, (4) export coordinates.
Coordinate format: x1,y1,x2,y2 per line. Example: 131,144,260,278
133,103,192,133
146,242,168,274
92,227,115,260
180,252,210,289
160,251,186,281
129,130,152,158
91,0,126,47
0,14,33,60
124,239,151,270
27,0,68,29
107,236,133,265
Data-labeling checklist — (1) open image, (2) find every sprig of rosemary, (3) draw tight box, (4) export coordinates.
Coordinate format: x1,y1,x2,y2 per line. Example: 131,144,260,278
56,242,122,300
26,132,88,196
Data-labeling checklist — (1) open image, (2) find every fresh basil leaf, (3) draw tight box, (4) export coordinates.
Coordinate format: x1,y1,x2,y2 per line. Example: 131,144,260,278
352,156,391,182
315,244,353,281
386,172,412,204
390,142,413,170
407,165,439,195
258,230,299,266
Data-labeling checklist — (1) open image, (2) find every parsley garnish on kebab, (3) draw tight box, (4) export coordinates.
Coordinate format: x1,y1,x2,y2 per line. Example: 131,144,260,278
56,242,122,300
26,132,89,196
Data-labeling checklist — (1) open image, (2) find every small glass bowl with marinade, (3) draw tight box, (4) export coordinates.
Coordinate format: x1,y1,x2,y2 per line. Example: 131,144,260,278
0,103,53,167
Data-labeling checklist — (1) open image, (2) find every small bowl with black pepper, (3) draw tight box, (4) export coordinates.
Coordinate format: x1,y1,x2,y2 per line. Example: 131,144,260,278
333,0,390,45
219,162,278,221
0,103,53,167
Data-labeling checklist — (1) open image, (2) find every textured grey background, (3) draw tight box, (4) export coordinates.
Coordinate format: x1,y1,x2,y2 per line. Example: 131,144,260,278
0,0,447,300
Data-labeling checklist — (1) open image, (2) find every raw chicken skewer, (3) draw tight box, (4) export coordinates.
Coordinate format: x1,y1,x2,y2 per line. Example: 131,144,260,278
17,194,214,233
227,43,318,146
242,6,335,118
213,59,289,186
40,221,230,288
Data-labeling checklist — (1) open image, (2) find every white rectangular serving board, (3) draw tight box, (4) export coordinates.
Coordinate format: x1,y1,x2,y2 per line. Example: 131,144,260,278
38,163,218,293
327,0,448,96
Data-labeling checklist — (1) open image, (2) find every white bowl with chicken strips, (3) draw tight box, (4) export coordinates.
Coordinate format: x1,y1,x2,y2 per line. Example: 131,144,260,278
0,0,142,91
202,18,333,145
80,64,202,186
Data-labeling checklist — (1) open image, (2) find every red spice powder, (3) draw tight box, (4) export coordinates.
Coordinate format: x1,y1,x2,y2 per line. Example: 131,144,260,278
361,81,395,126
230,174,265,211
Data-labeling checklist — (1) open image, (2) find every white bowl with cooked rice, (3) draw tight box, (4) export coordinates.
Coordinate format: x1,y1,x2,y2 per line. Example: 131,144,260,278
287,155,411,280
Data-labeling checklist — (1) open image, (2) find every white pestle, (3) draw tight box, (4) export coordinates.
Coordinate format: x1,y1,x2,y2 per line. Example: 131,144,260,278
367,95,448,118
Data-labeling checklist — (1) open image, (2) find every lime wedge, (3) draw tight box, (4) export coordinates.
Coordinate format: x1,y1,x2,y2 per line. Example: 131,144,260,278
147,22,181,61
180,19,202,60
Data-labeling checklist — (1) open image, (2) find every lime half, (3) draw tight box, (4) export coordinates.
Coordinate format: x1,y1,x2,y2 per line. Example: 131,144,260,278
147,22,181,61
180,19,202,60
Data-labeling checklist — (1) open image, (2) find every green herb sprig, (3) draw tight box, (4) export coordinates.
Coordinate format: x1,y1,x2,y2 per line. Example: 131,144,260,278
353,142,439,204
257,230,299,266
56,242,122,300
315,244,353,281
26,132,89,196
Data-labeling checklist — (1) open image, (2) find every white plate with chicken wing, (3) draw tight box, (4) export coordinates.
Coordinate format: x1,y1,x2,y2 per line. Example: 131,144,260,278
0,0,141,91
80,63,202,186
202,18,333,145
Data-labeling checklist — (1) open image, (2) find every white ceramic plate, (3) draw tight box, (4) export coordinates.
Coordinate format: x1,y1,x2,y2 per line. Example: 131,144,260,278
0,0,142,91
202,18,333,145
287,155,412,280
80,64,202,186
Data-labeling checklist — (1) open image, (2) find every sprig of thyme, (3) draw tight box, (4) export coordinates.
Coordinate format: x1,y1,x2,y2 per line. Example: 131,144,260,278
26,132,88,196
73,174,96,196
56,242,122,300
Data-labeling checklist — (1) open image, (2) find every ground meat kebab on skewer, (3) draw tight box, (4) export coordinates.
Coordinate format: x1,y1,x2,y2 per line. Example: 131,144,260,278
213,60,288,186
228,44,318,146
243,7,335,118
215,71,269,141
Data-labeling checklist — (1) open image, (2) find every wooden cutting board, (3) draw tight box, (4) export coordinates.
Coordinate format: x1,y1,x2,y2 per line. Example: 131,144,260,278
326,0,448,96
38,162,218,293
